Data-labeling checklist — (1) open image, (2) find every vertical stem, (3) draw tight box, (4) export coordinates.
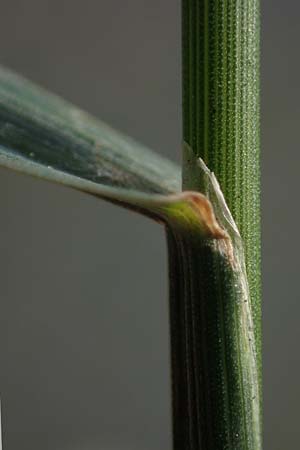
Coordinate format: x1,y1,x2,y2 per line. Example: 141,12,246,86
167,1,261,449
182,0,261,371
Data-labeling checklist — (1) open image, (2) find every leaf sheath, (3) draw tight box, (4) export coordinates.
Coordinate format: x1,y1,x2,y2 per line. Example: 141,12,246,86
167,226,260,450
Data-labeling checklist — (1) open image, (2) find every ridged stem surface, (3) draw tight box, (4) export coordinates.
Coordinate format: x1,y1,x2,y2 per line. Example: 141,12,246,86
167,1,261,449
182,0,261,354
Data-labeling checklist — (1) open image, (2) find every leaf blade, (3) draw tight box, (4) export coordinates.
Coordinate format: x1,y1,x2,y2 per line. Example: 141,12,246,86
0,66,181,201
0,67,228,239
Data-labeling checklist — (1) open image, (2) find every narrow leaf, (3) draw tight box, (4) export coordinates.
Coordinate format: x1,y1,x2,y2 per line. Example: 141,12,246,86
0,66,181,208
0,68,229,240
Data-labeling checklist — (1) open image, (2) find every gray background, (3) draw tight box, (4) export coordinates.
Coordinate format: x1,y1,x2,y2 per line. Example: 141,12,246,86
0,1,298,449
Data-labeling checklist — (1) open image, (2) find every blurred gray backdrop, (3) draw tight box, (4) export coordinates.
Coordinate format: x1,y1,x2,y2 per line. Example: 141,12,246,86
0,1,298,449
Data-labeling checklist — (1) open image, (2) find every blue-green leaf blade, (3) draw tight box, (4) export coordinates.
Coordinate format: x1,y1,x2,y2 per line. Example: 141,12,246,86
0,66,181,208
